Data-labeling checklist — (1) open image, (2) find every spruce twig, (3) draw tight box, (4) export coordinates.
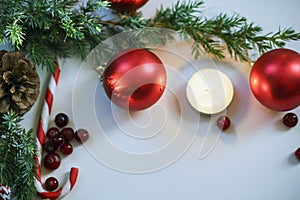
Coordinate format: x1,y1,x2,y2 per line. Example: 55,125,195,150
146,1,300,61
0,111,37,200
0,0,110,71
0,0,300,70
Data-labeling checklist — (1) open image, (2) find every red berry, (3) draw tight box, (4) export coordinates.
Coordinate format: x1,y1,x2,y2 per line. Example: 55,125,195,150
44,177,59,191
55,113,69,128
61,127,74,142
75,129,89,143
43,141,57,152
51,134,65,148
283,113,298,127
217,116,231,131
295,148,300,161
60,142,73,155
46,127,60,140
43,152,61,170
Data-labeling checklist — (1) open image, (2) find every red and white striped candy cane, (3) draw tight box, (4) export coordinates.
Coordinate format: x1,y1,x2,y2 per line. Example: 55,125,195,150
35,61,79,200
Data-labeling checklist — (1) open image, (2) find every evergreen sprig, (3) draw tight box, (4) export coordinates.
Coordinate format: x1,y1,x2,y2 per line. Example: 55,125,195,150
1,0,300,70
0,111,37,200
147,1,300,61
0,0,109,71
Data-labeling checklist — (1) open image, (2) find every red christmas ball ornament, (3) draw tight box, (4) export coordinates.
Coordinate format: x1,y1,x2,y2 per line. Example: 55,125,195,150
108,0,148,12
250,48,300,111
102,48,166,111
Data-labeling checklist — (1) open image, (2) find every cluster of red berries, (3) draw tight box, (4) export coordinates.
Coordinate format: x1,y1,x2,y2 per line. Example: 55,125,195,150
42,113,89,191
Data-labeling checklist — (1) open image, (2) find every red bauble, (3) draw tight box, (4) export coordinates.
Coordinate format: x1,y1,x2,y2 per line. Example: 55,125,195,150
102,48,166,111
108,0,148,12
250,48,300,111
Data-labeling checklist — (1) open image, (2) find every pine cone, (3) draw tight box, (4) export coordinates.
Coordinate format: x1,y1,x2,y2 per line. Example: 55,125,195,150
0,51,40,114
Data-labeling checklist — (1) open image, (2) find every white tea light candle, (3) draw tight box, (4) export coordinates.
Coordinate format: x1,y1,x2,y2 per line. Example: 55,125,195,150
186,68,234,114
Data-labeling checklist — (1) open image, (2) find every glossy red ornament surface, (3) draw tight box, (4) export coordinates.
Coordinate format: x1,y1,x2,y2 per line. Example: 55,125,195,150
103,48,166,111
108,0,148,12
250,48,300,111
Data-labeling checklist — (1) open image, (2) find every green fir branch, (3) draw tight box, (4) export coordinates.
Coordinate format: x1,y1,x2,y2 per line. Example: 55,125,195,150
1,0,300,70
150,1,300,61
0,111,37,200
0,0,110,71
118,12,149,29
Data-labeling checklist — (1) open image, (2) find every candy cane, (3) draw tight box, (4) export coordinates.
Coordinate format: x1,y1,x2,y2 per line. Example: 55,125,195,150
35,61,79,199
35,168,78,200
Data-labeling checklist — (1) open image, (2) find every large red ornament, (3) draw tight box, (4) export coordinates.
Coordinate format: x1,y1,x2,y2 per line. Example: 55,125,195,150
250,48,300,111
102,48,166,111
108,0,148,12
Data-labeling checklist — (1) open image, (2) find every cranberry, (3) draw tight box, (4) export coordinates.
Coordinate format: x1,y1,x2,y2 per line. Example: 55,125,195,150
44,177,59,191
295,148,300,161
43,152,61,170
283,113,298,127
60,142,73,155
61,127,74,142
217,116,231,131
55,113,69,128
43,141,57,152
51,134,65,148
46,127,60,140
75,129,89,143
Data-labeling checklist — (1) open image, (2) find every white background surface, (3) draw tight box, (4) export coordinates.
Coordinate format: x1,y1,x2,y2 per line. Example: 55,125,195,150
14,0,300,199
